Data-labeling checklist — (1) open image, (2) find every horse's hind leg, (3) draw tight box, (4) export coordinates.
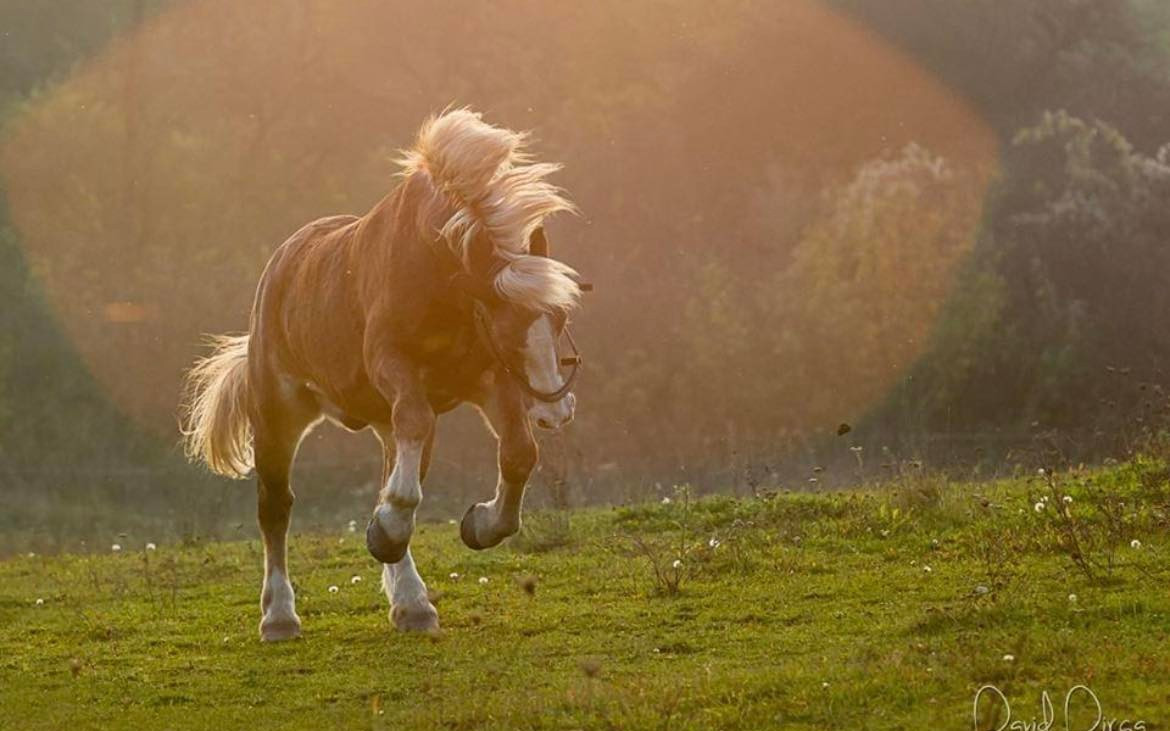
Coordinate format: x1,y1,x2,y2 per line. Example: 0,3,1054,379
254,384,316,642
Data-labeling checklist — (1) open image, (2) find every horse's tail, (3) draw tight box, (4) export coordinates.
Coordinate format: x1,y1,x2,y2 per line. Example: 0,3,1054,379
180,334,254,479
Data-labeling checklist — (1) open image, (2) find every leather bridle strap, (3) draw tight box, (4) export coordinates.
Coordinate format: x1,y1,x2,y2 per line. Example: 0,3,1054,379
472,303,581,403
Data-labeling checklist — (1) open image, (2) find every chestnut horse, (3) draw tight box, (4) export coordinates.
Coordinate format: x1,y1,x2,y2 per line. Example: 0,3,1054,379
181,109,584,640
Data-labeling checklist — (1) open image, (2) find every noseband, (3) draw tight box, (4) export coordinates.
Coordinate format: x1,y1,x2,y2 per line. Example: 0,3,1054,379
472,303,581,403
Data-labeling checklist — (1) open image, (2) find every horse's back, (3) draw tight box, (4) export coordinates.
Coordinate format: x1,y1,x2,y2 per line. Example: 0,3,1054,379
250,214,368,391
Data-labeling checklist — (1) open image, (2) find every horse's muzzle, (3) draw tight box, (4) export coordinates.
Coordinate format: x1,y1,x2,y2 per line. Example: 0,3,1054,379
531,392,575,431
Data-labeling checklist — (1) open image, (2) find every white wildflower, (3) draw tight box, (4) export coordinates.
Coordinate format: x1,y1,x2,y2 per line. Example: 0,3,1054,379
35,598,44,606
449,572,461,580
708,538,720,549
821,681,830,689
1034,502,1045,513
111,544,122,553
975,585,989,595
1003,654,1015,662
350,575,362,585
1068,594,1078,603
672,559,683,569
145,542,157,551
661,497,672,505
1038,468,1046,476
1130,539,1142,550
347,520,358,534
1062,495,1073,504
478,576,489,585
328,585,339,594
922,565,932,574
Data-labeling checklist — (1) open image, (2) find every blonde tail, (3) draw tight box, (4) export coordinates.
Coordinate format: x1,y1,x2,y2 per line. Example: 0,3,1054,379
180,334,254,479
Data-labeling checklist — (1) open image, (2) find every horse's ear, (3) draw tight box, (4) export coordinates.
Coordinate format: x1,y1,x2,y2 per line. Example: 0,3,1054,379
530,226,549,257
451,271,499,303
467,229,497,274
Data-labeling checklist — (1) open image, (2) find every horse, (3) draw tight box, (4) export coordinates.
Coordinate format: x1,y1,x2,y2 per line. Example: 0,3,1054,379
180,109,585,640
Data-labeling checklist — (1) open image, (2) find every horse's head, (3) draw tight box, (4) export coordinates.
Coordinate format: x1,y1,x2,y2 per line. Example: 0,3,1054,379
457,228,583,430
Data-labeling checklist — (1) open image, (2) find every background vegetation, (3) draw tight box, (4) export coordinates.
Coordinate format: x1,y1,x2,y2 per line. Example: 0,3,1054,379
2,0,1170,551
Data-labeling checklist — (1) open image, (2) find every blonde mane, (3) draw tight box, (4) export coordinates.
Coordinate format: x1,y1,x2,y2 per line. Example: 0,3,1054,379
398,108,581,311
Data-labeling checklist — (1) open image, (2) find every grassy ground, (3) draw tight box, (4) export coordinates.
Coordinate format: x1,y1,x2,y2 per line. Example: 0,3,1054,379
1,459,1169,730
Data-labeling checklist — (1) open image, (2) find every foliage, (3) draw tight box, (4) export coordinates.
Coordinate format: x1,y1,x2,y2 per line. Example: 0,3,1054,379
884,112,1170,436
1,0,1170,533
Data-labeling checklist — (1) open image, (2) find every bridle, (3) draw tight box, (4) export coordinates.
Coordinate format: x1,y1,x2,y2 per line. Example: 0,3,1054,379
472,302,582,403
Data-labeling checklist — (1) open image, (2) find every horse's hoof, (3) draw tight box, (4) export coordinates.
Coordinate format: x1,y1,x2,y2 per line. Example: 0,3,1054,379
259,615,302,642
460,504,488,551
391,601,440,633
366,517,409,564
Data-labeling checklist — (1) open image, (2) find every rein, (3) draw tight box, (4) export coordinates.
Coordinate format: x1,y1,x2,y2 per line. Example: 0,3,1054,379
472,303,581,403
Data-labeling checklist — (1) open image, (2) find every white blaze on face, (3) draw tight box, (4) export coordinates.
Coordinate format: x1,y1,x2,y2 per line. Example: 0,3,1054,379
523,315,575,429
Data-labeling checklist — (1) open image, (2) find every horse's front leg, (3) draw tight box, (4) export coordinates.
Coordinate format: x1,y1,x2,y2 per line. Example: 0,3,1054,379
461,389,538,550
371,424,439,632
365,355,434,566
365,351,440,632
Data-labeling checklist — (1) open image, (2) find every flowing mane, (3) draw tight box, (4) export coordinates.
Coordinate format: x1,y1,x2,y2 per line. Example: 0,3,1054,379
397,108,581,312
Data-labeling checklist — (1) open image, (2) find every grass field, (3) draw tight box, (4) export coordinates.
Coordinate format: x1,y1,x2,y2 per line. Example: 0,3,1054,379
2,459,1169,730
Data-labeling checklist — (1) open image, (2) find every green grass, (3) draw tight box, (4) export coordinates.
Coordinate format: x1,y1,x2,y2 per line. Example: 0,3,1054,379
2,460,1169,730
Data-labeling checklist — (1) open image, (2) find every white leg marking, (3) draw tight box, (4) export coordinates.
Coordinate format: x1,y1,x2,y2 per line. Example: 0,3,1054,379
260,567,300,641
383,549,438,632
469,493,522,548
374,440,423,545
